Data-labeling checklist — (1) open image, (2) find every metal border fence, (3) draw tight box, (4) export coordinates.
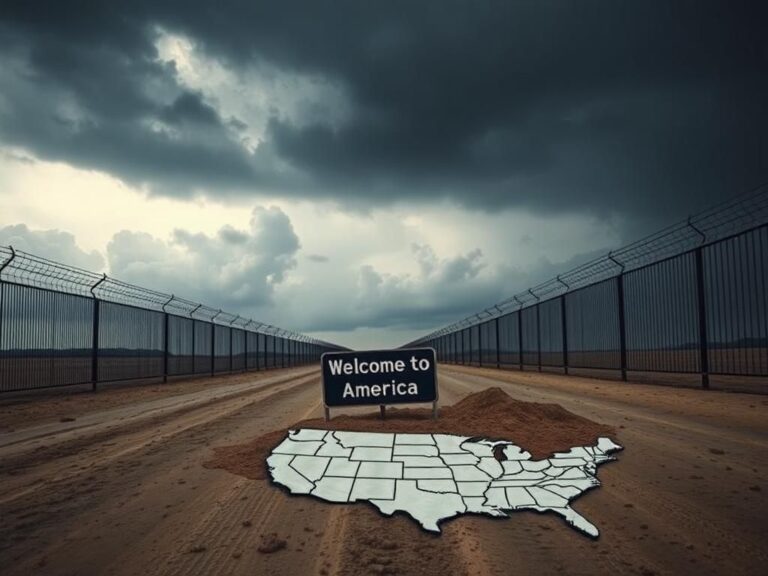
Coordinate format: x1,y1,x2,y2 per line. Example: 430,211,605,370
0,249,343,393
406,185,768,392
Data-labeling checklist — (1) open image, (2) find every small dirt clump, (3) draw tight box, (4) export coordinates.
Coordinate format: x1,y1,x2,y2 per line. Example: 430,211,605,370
258,533,287,554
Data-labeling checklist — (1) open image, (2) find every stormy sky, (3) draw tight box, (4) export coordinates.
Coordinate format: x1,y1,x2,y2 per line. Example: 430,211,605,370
0,1,765,348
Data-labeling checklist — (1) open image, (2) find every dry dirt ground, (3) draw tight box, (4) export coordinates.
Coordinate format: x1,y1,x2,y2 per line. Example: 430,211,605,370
0,365,766,576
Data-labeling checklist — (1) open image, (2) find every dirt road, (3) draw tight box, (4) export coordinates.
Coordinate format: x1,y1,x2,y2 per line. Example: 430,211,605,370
1,365,766,576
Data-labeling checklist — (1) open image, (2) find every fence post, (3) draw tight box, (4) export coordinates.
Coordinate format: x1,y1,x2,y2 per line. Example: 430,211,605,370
162,295,173,383
211,310,221,376
91,299,100,390
617,274,627,381
244,323,249,372
210,323,215,376
495,317,500,368
229,316,239,373
163,312,169,383
0,282,3,365
518,312,523,371
536,303,542,372
0,248,17,362
561,295,569,375
190,304,201,375
477,323,482,367
695,247,710,389
608,253,627,382
90,273,106,391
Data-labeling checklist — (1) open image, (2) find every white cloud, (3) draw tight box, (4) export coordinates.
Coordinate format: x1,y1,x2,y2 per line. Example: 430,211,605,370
0,223,105,271
0,149,625,348
106,206,299,309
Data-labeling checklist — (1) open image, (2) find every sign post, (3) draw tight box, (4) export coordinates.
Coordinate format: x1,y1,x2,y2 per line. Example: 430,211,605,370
321,348,438,421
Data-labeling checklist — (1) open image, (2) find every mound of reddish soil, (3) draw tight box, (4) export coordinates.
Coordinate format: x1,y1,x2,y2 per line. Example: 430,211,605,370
205,387,614,480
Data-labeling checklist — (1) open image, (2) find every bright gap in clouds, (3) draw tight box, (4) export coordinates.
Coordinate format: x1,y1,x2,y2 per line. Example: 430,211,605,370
0,149,623,348
153,28,351,152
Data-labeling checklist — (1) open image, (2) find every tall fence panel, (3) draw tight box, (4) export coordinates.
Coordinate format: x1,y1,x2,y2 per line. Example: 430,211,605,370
469,324,480,365
213,325,231,374
539,298,564,368
498,311,520,367
232,328,245,371
265,334,275,369
0,247,342,395
246,331,259,370
704,226,768,376
98,302,164,382
258,333,266,368
277,337,285,368
168,315,194,376
193,320,213,375
521,306,539,367
0,283,93,391
410,190,768,392
624,253,700,373
564,279,621,370
480,320,497,366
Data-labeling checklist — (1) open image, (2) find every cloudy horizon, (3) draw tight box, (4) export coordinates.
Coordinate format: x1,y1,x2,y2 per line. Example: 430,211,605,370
0,1,765,349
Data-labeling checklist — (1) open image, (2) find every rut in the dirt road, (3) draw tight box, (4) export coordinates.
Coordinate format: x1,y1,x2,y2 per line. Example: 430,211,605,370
0,370,322,507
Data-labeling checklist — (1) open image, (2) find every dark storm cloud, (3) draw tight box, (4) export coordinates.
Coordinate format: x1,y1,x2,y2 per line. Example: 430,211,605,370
1,1,766,231
160,92,220,125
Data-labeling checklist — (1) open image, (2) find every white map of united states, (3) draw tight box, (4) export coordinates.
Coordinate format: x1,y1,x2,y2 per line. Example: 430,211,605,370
267,429,621,537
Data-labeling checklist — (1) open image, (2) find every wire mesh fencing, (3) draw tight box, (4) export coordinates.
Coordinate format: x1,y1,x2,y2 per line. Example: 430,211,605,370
0,248,342,393
408,185,768,393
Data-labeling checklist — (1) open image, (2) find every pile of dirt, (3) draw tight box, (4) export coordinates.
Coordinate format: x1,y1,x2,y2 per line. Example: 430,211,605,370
205,387,615,480
257,533,287,554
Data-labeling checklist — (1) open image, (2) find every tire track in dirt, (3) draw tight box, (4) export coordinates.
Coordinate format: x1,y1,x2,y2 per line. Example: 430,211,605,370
1,368,317,457
1,373,327,576
160,392,329,576
0,371,320,506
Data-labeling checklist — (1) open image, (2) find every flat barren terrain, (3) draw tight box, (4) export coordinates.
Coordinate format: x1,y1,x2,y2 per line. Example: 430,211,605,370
1,365,766,576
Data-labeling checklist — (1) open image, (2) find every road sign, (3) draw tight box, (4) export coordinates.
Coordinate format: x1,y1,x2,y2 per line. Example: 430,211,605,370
321,348,438,419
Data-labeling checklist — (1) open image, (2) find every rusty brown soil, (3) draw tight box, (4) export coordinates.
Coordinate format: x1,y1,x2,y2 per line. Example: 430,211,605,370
1,364,766,576
205,386,614,481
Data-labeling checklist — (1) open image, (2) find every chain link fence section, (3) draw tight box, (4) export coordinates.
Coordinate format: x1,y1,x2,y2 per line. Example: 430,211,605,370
408,184,768,393
0,247,343,393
